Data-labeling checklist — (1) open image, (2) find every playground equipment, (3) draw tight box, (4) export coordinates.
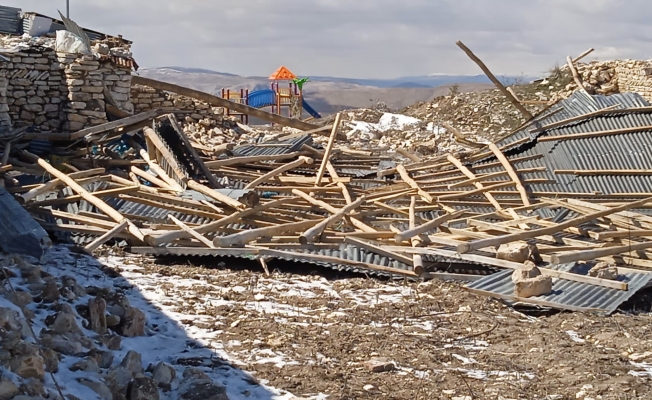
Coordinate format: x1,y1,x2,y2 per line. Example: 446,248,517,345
220,88,250,124
220,66,321,123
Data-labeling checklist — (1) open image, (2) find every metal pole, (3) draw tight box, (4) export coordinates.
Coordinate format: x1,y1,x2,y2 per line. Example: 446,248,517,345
66,0,70,18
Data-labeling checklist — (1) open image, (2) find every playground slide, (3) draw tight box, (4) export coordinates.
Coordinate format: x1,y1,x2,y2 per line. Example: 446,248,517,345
247,89,322,119
301,99,322,119
247,89,276,109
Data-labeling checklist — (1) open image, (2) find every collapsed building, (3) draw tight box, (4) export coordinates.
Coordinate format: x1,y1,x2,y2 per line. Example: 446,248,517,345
1,6,652,323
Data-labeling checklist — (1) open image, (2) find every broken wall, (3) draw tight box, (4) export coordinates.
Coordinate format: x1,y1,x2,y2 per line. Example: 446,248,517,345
1,35,134,132
131,84,239,144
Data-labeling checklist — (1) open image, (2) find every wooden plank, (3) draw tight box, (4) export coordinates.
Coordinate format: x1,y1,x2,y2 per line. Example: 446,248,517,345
18,168,106,204
70,109,160,140
168,215,215,248
132,76,320,131
214,219,321,247
205,152,303,168
396,164,433,203
29,186,139,207
186,179,249,211
458,197,652,253
300,196,366,244
555,169,652,176
245,156,313,189
130,166,173,190
456,41,532,120
314,113,342,187
573,47,594,63
344,237,414,266
551,240,652,264
446,153,502,210
529,104,620,133
389,247,628,290
437,181,515,201
395,210,464,244
488,142,530,206
22,151,145,241
83,220,129,252
291,189,376,233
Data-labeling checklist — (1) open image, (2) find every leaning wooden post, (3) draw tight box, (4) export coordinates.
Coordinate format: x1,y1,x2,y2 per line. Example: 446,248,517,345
572,48,594,63
567,55,589,96
456,40,533,120
245,156,313,189
299,196,366,244
314,113,342,187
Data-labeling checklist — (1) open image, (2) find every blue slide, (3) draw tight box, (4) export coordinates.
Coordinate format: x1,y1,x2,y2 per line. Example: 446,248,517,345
247,89,321,118
247,89,276,108
301,98,322,119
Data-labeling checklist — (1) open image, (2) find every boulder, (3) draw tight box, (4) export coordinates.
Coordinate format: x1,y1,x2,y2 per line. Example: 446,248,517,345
496,241,541,264
120,350,143,374
88,297,108,334
0,374,19,400
364,357,395,373
512,263,553,298
120,307,146,337
40,280,60,303
589,262,619,280
179,379,229,400
51,312,80,334
127,377,160,400
152,362,176,389
79,379,113,400
105,366,133,396
9,354,45,380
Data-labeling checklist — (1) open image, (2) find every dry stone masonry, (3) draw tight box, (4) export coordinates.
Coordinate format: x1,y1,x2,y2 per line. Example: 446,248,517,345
0,34,134,132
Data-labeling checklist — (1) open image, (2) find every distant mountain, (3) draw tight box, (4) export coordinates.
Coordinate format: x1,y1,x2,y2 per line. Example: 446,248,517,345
137,67,528,116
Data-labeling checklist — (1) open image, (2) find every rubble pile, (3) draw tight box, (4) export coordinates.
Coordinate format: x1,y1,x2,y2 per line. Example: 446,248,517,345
549,59,652,102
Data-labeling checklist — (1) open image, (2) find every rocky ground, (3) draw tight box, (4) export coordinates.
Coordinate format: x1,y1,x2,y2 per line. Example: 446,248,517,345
5,244,650,399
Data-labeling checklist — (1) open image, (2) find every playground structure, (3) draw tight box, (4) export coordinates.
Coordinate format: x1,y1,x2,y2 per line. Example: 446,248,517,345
221,66,321,124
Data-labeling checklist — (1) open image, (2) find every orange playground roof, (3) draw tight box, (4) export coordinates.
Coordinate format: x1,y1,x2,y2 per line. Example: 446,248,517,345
269,66,297,80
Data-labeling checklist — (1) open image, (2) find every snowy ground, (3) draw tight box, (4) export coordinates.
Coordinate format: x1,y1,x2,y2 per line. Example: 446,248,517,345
5,245,652,399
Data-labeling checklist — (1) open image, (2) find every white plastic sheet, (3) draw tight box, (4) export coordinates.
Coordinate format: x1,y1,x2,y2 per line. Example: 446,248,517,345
55,30,90,54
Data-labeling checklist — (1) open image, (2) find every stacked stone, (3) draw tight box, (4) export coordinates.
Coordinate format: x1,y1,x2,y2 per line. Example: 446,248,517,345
613,60,652,100
103,67,134,114
0,67,10,128
57,53,109,131
6,47,63,131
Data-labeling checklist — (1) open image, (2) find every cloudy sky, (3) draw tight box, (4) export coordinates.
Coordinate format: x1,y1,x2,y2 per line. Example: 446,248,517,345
7,0,651,79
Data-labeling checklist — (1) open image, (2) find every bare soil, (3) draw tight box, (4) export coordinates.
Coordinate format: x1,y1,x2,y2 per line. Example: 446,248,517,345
114,255,652,400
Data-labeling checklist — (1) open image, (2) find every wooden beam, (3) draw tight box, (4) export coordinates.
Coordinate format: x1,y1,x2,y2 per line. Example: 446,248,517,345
205,152,304,168
245,156,313,189
456,40,533,120
168,215,215,248
488,142,530,206
299,196,366,244
291,189,376,233
446,154,502,210
132,76,320,131
18,168,106,204
214,219,321,247
529,104,621,134
395,210,465,244
555,169,652,176
572,48,594,63
314,113,342,187
551,240,652,265
567,55,589,96
70,109,160,141
83,220,129,252
396,164,433,203
458,197,652,253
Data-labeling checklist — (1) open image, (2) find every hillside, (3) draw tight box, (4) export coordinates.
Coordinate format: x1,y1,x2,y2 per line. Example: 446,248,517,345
135,67,502,115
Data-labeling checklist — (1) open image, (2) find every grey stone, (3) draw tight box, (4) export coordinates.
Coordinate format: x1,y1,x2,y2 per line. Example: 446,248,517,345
78,379,113,400
128,377,160,400
69,357,101,373
89,297,107,334
51,312,79,334
152,362,176,388
179,379,229,400
120,350,143,374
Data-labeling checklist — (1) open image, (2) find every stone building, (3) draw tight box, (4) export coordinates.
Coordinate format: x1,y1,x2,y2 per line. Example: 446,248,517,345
0,5,137,132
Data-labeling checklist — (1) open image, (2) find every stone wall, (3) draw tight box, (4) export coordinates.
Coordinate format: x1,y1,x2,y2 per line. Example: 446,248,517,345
0,35,134,132
130,84,241,145
553,60,652,102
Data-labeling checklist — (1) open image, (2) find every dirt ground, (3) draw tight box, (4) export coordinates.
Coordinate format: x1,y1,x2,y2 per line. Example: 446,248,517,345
104,253,652,400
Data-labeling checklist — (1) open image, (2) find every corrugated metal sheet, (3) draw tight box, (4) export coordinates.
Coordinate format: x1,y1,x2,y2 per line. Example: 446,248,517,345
21,12,131,43
0,5,21,35
465,263,652,315
232,134,313,157
0,187,51,259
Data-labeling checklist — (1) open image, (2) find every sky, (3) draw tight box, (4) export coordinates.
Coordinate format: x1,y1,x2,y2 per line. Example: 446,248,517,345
7,0,652,79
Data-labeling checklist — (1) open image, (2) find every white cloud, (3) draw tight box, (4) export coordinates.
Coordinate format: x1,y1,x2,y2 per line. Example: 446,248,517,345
5,0,652,78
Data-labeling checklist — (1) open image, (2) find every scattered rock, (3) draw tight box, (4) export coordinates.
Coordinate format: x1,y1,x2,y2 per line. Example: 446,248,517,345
120,350,143,374
179,379,229,400
39,280,60,303
88,297,108,334
8,291,33,308
19,379,46,397
40,333,84,356
152,361,176,390
51,312,80,334
100,334,122,351
0,374,19,399
8,354,45,380
88,349,115,369
106,314,121,327
128,376,160,400
119,307,146,337
364,357,395,373
589,262,619,280
105,366,133,397
497,241,541,264
79,378,113,400
70,356,101,373
513,263,553,298
40,348,59,373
